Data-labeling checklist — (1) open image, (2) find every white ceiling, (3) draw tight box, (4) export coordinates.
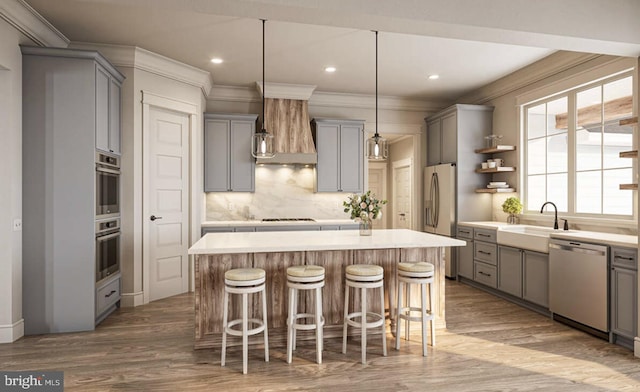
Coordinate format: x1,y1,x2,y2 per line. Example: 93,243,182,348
21,0,637,102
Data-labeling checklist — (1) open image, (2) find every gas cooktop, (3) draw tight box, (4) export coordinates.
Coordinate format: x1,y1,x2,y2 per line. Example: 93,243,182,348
261,218,316,222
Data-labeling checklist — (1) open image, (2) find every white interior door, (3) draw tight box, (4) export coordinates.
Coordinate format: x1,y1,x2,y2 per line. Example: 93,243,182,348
147,106,190,302
368,163,387,229
392,159,412,229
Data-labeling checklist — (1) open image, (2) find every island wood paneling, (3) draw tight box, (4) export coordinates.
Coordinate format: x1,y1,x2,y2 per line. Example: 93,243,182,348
194,247,447,349
195,253,252,340
305,250,352,326
253,251,305,328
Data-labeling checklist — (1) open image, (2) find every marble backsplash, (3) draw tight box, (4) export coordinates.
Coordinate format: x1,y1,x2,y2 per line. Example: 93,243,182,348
205,165,350,221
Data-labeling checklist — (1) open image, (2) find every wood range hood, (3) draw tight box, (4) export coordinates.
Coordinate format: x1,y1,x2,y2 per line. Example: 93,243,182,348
256,83,317,165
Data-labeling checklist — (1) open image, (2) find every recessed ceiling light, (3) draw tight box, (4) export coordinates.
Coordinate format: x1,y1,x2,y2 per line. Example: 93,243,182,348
325,66,337,73
210,58,223,64
428,74,440,80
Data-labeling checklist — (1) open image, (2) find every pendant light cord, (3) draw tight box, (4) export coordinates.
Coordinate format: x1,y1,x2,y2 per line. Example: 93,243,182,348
375,30,379,140
262,19,266,133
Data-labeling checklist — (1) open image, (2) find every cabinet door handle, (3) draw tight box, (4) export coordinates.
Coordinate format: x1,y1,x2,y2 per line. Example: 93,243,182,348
478,271,492,277
478,233,490,238
614,255,634,261
478,250,492,255
105,290,117,298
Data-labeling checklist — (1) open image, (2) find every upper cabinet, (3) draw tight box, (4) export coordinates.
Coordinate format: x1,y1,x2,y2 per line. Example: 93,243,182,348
204,113,257,192
427,111,457,166
312,118,364,193
95,64,122,155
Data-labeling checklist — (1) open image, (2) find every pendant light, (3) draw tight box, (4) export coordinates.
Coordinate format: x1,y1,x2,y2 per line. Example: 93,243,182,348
366,30,388,160
252,19,275,159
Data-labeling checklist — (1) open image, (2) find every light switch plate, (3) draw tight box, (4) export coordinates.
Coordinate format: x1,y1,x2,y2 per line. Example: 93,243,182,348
13,218,22,232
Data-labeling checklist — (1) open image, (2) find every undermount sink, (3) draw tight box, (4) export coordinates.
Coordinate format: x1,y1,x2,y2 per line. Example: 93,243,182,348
497,225,570,253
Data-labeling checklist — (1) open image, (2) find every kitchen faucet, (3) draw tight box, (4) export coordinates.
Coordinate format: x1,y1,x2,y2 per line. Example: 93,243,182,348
540,201,559,230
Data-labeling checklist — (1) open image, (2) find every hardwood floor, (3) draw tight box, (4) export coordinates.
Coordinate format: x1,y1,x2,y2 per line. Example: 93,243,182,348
2,280,639,391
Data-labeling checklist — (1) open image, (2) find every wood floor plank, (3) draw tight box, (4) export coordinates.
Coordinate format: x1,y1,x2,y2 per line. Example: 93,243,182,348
1,280,639,391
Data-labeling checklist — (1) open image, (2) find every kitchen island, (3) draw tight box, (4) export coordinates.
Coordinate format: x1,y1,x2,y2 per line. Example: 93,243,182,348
188,229,465,349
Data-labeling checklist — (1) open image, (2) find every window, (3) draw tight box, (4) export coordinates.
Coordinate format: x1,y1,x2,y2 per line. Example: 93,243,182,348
523,73,634,218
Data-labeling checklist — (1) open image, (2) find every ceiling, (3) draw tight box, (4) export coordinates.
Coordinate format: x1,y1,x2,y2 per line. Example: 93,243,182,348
22,0,640,103
22,0,563,101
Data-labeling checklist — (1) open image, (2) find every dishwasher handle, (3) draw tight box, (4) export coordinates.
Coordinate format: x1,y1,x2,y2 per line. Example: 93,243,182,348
549,242,607,256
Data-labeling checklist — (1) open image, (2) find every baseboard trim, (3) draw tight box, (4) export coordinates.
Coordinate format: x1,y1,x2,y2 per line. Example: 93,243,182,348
634,337,640,358
120,291,145,308
0,319,24,343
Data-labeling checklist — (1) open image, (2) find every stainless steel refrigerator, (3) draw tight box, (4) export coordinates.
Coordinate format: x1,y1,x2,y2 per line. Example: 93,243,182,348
424,163,457,277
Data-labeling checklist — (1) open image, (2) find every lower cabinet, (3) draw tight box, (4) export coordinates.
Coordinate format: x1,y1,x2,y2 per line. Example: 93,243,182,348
523,250,549,307
456,226,474,279
498,246,523,297
474,261,497,288
95,273,121,324
496,245,548,307
610,246,638,343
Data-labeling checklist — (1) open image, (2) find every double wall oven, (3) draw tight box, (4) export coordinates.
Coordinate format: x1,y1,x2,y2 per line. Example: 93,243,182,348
96,152,121,283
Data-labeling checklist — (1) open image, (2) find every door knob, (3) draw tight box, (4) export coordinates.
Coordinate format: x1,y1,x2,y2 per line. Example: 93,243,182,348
150,215,163,221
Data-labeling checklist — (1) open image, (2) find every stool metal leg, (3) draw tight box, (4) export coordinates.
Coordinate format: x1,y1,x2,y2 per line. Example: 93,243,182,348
242,292,248,375
262,286,269,362
315,286,323,364
221,289,229,367
405,284,411,341
287,286,294,364
379,283,387,357
421,282,427,356
342,282,349,354
429,279,436,347
361,286,367,364
395,280,402,350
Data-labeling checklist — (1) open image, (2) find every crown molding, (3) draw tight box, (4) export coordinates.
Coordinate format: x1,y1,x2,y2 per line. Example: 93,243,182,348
70,42,213,97
209,85,444,112
255,82,317,100
457,51,602,104
0,0,69,47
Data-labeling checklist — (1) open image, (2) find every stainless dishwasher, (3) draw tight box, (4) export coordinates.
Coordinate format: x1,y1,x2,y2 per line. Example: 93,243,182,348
549,239,609,337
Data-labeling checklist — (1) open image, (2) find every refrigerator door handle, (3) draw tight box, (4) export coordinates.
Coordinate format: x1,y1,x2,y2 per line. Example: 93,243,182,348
432,172,440,229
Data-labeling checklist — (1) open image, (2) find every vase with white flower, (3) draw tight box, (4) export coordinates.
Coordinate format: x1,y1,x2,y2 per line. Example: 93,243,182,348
343,191,388,236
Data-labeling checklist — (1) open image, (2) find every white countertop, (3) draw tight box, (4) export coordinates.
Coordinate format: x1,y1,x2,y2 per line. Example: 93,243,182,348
458,221,637,248
550,231,637,248
201,219,358,227
189,228,466,255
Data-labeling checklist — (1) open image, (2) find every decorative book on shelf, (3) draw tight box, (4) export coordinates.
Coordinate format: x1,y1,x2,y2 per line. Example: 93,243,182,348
474,145,516,154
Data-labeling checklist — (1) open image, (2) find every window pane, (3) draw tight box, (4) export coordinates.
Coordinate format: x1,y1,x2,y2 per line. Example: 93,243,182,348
547,133,567,173
576,127,602,171
577,86,602,129
528,138,546,175
547,173,568,212
603,168,633,215
576,171,602,214
603,121,633,169
547,97,568,136
527,175,546,212
527,104,546,139
603,76,632,123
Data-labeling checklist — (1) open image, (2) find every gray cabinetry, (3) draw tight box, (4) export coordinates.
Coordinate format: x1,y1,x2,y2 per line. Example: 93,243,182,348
95,64,122,155
204,113,257,192
473,228,497,288
21,46,125,334
610,247,637,344
496,245,548,306
456,226,474,279
425,105,494,226
498,246,523,297
523,250,549,307
312,118,364,193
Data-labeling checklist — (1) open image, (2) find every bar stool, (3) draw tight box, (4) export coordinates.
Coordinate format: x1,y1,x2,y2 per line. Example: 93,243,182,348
286,265,325,364
395,261,435,356
221,268,269,374
342,264,387,364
